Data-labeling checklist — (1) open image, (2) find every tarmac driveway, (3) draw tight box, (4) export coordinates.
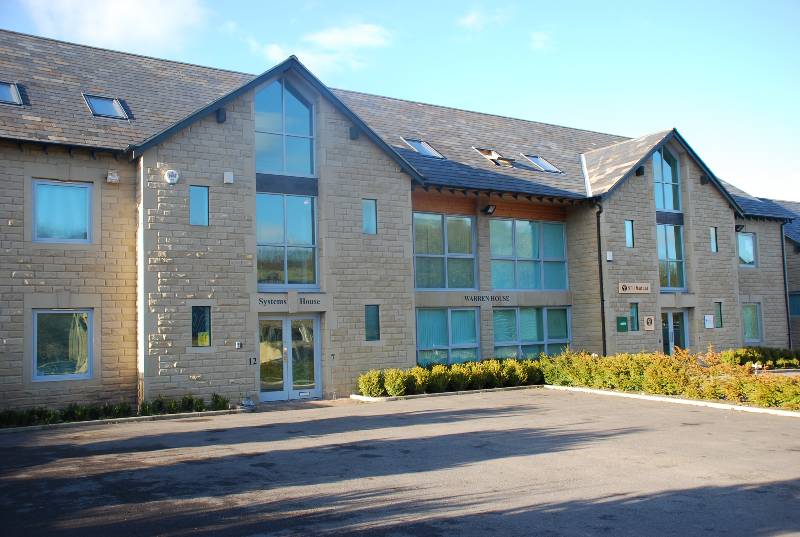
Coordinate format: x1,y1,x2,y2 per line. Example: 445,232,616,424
0,389,798,536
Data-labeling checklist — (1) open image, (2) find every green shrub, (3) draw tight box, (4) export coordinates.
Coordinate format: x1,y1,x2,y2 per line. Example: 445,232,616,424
521,359,544,385
210,393,230,411
408,367,430,394
427,364,450,393
480,360,503,388
383,368,410,397
500,359,526,387
447,364,469,391
464,361,489,389
357,370,386,397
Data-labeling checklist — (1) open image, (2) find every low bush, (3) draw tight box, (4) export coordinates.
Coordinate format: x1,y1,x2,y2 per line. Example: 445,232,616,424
357,369,385,397
408,367,430,394
427,365,450,393
383,368,410,397
0,401,134,428
719,347,800,369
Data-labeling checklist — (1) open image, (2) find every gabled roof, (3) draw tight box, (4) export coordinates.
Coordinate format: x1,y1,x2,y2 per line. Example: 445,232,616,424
771,199,800,244
722,181,797,221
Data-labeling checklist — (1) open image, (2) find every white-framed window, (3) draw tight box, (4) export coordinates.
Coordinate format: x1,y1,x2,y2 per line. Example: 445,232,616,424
490,219,567,290
256,193,317,288
414,212,476,289
737,232,757,267
742,303,762,344
789,293,800,317
653,147,680,211
83,94,128,119
362,199,377,235
493,307,570,358
625,220,635,248
33,309,92,381
255,78,314,176
657,223,685,290
416,308,479,366
33,179,92,243
402,138,444,159
0,81,22,105
710,227,718,253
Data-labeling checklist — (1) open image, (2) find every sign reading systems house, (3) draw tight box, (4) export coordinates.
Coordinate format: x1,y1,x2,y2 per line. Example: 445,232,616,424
255,291,328,313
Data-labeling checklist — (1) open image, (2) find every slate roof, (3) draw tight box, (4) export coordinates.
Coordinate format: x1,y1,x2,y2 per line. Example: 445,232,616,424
766,199,800,243
0,29,254,151
722,181,796,221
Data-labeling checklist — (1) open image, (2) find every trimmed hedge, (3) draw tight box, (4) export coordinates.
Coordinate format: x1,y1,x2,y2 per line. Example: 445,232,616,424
0,393,231,428
356,351,800,411
719,347,800,369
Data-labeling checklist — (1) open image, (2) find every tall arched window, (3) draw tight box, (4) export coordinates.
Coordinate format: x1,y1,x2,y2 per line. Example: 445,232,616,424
255,79,314,176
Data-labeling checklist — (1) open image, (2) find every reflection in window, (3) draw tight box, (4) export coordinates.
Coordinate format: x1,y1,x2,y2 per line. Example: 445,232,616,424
257,193,316,287
490,219,567,290
255,79,314,176
365,305,380,341
414,213,475,289
192,306,211,347
657,223,685,289
84,94,128,119
653,147,680,211
737,232,756,267
492,307,570,358
34,310,92,380
189,185,209,226
416,308,479,365
742,303,761,344
789,294,800,317
33,180,91,242
362,199,377,234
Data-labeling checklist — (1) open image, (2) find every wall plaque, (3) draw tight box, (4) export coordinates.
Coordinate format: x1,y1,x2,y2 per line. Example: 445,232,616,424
643,315,656,331
618,282,651,294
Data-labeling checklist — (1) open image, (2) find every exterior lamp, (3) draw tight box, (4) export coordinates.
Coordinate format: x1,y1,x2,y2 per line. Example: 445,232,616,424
482,204,496,215
163,169,180,185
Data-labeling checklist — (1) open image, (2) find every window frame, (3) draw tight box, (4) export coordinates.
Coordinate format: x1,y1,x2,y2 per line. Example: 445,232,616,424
32,309,93,382
189,185,209,227
256,192,319,290
737,231,758,268
489,218,568,291
629,303,640,331
789,293,800,317
624,220,635,248
191,305,212,347
32,179,93,244
416,307,480,365
714,301,723,328
522,154,562,174
254,78,316,178
657,223,686,291
402,138,444,159
362,198,377,235
365,305,380,341
413,212,477,290
82,93,129,119
742,303,762,344
653,147,681,212
710,227,719,253
492,306,571,358
0,81,22,105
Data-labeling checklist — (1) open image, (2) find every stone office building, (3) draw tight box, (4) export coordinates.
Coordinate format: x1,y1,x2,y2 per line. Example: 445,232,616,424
0,30,795,409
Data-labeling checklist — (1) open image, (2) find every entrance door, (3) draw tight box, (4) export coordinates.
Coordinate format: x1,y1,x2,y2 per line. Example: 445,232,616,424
259,316,321,401
661,310,688,355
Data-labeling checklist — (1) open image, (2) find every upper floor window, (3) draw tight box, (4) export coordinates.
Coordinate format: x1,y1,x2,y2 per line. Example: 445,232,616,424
0,81,22,105
737,232,757,267
255,79,314,176
653,147,680,211
789,293,800,317
490,219,567,290
83,94,128,119
33,179,91,243
709,227,718,253
657,223,684,290
414,213,475,289
624,220,635,248
362,199,377,234
189,185,209,226
523,154,561,173
403,138,444,158
256,193,316,288
33,309,92,381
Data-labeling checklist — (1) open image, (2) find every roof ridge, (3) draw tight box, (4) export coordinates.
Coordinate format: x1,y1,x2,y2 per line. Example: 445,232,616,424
760,196,800,206
331,87,631,142
0,28,256,77
580,128,672,156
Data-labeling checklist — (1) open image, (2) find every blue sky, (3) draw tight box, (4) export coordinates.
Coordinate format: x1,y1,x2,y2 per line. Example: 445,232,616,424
2,0,798,200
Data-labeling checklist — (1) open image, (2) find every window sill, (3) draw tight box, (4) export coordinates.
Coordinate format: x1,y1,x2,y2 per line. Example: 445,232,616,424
32,374,93,382
660,288,688,294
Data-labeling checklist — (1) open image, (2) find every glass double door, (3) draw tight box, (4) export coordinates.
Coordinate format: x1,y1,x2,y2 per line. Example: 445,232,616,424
661,310,688,355
259,316,321,401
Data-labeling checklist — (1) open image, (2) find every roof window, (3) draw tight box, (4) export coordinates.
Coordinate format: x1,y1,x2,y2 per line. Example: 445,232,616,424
402,138,444,158
83,94,128,119
523,154,561,173
475,147,515,167
0,82,22,105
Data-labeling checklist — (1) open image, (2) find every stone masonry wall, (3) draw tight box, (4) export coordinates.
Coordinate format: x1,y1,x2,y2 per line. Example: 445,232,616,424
0,141,138,409
786,238,799,349
566,203,603,353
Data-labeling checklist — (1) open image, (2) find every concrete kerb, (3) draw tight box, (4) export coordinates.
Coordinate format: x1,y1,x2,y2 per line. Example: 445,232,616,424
0,408,252,434
351,384,800,418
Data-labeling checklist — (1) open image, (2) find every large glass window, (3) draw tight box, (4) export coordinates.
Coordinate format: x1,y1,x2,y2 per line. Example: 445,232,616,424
742,303,761,344
189,185,209,226
789,294,800,317
653,147,680,211
490,219,567,290
33,180,91,243
414,213,475,289
33,310,92,380
257,193,316,287
657,224,685,289
255,79,314,176
492,307,570,358
737,232,757,267
416,308,479,365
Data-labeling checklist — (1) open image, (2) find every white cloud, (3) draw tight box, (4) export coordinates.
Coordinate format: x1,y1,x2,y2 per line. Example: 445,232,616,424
457,11,483,29
456,8,510,30
247,23,390,75
20,0,206,53
530,31,551,50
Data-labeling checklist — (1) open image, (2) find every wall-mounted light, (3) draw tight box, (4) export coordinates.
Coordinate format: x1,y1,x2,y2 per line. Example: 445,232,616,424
482,204,496,215
635,166,644,176
106,169,119,184
216,108,226,124
223,171,234,184
164,169,180,184
700,175,710,185
735,224,745,232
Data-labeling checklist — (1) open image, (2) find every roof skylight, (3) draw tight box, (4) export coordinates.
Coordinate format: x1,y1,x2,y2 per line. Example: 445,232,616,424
402,138,444,158
83,94,128,119
0,82,22,105
523,154,561,173
475,147,515,167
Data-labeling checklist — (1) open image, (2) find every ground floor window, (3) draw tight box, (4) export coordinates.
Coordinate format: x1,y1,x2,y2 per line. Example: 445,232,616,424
492,307,570,359
33,309,92,380
790,293,800,317
742,303,761,344
416,308,479,366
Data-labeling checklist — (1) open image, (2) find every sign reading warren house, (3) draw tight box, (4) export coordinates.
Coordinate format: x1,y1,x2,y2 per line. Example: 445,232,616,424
618,282,651,294
464,294,511,303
